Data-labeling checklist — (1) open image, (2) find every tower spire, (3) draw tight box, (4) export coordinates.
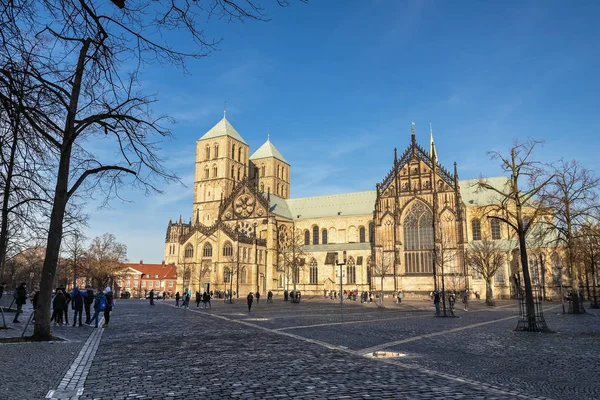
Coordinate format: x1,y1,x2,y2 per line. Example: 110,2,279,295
429,122,437,161
411,121,416,149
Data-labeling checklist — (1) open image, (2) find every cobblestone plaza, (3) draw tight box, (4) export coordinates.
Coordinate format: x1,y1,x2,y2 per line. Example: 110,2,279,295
1,297,599,399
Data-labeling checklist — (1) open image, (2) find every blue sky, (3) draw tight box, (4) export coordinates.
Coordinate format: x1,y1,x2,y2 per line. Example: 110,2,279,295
81,0,600,263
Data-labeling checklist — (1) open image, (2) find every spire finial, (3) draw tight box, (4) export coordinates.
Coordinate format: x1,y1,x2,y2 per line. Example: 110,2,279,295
411,121,415,134
268,126,270,141
224,101,227,118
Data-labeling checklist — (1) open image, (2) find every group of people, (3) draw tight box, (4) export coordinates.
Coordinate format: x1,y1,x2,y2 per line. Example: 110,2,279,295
432,290,469,315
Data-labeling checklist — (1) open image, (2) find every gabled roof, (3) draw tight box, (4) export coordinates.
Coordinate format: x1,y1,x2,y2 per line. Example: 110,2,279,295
122,263,177,279
198,116,247,144
250,138,289,164
286,191,377,219
459,177,511,207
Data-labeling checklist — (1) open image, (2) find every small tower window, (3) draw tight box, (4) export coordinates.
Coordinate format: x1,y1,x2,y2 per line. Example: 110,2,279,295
214,145,219,158
205,146,210,160
232,144,236,159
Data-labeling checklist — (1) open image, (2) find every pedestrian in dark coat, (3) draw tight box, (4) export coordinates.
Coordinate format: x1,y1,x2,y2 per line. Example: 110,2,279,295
434,291,441,316
103,287,114,328
175,291,180,307
84,286,94,324
255,292,261,303
247,292,254,312
53,290,66,325
267,290,273,303
202,291,210,308
71,287,84,326
62,288,71,325
149,289,155,306
195,291,201,308
13,283,27,323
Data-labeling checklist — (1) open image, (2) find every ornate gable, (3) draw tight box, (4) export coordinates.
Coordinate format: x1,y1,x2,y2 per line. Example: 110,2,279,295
219,176,269,221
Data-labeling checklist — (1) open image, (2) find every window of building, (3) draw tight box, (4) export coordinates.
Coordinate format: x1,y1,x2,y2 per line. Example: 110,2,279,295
213,165,217,178
278,274,283,288
232,144,235,159
321,229,327,245
224,267,231,283
304,230,310,245
133,280,138,287
369,222,375,244
403,201,434,274
204,167,209,179
494,266,505,284
205,146,210,160
223,243,233,257
184,245,194,258
359,227,366,243
261,166,265,176
231,166,235,179
309,258,318,284
149,281,153,287
254,167,259,179
155,274,159,279
346,257,356,284
282,166,286,181
472,218,481,241
241,267,247,284
313,226,319,245
293,268,300,284
529,256,540,285
490,219,501,240
169,281,173,287
203,243,213,258
238,147,242,162
237,167,241,180
551,253,562,284
214,144,218,158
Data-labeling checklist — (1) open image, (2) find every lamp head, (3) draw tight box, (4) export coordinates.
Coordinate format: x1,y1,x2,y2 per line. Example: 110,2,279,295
343,250,347,264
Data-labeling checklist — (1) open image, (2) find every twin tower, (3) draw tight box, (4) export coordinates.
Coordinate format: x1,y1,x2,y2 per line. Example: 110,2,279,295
193,114,290,225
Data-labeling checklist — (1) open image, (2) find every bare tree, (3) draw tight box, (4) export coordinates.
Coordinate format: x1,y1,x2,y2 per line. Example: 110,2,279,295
540,159,600,313
436,232,459,316
62,231,87,289
0,0,298,340
477,139,553,332
278,223,306,302
467,240,506,306
84,233,127,290
371,250,393,305
575,222,600,308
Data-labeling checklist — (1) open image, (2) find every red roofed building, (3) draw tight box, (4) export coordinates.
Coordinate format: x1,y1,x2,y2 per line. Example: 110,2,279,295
116,260,178,299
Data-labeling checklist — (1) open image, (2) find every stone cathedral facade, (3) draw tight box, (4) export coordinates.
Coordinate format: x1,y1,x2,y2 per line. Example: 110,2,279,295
163,115,563,299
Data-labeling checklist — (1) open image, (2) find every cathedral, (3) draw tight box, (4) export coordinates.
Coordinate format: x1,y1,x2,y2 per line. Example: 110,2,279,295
163,114,562,299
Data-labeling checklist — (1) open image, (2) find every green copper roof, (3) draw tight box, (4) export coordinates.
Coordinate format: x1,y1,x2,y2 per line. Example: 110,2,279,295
287,191,377,219
269,194,292,219
249,138,288,164
459,177,510,207
198,116,247,144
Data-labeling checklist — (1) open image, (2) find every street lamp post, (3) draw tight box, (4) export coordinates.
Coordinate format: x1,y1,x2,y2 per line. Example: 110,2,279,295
139,273,145,299
335,251,347,322
254,222,259,294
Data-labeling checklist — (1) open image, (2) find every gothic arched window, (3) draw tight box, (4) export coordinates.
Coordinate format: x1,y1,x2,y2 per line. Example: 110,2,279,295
205,146,210,160
490,219,501,240
212,165,217,177
224,267,231,283
223,243,233,257
359,227,366,243
403,201,433,274
214,144,219,158
369,222,375,244
232,144,236,159
346,257,356,284
321,229,328,245
304,230,310,245
471,218,481,241
203,244,212,258
309,258,318,284
184,245,194,258
313,226,319,245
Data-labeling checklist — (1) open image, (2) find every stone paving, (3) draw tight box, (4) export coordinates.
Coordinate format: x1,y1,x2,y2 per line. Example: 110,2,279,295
1,296,599,399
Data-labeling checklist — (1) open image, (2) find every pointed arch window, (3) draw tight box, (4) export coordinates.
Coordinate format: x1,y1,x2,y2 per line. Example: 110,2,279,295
212,165,218,177
204,167,209,179
223,243,233,257
359,227,366,243
224,267,231,283
232,144,236,159
237,167,241,180
238,147,242,162
231,166,235,179
471,218,481,241
490,219,501,240
313,226,319,245
261,166,265,176
214,144,219,158
309,258,318,284
304,230,310,245
403,201,433,274
184,245,194,258
346,257,356,284
203,243,213,258
205,146,210,160
321,229,328,245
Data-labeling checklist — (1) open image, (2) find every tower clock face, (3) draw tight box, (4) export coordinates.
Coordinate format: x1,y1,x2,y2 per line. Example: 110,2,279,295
234,194,255,217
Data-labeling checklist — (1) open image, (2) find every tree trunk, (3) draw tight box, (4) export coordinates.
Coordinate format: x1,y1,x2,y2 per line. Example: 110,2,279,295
485,277,495,306
518,231,537,329
0,117,18,280
32,39,90,341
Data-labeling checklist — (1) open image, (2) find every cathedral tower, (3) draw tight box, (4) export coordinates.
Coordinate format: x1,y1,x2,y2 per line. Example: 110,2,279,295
249,134,290,198
193,113,249,224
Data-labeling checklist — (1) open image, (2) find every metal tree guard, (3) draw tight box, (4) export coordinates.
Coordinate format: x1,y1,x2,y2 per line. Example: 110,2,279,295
515,287,552,333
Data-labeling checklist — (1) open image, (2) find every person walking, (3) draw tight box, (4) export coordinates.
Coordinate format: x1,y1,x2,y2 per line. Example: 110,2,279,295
434,290,441,316
31,287,39,321
267,290,273,303
247,292,254,312
62,288,71,325
103,287,114,328
195,291,201,308
398,290,403,304
463,291,469,311
13,283,27,323
88,289,106,328
163,291,166,300
71,287,84,327
149,289,155,306
255,291,261,304
53,289,66,326
84,285,94,324
175,291,180,307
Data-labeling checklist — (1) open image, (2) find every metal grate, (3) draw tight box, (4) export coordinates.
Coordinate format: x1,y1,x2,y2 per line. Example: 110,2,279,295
515,287,553,333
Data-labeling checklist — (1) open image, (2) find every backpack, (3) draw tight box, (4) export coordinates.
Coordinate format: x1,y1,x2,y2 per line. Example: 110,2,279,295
99,296,107,311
